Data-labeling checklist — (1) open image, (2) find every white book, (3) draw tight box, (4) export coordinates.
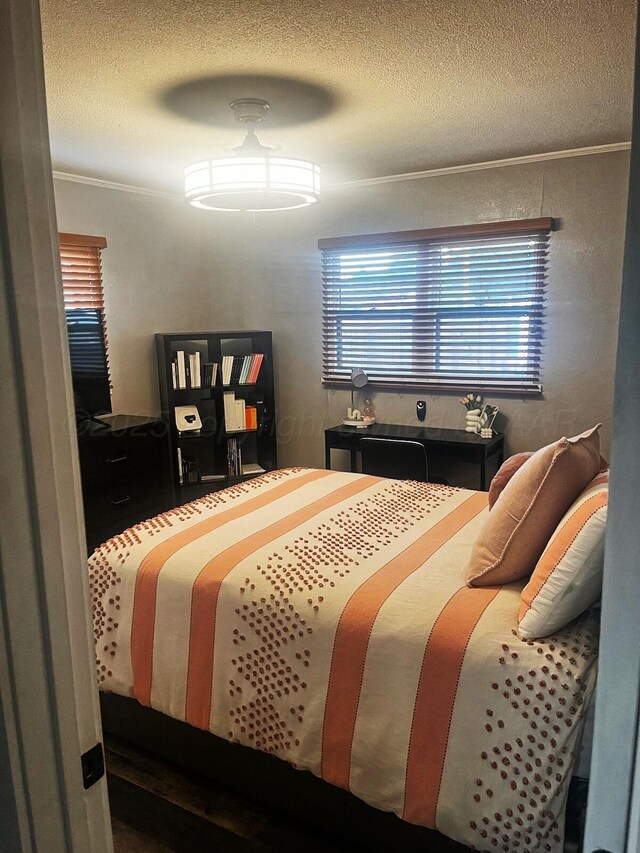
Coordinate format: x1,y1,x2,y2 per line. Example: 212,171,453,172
234,399,245,432
177,446,183,484
240,355,251,384
223,391,235,429
190,351,202,388
222,355,232,386
176,350,187,389
171,361,177,390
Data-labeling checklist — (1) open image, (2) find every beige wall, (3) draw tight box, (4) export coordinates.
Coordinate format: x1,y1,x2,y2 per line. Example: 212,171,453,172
202,151,629,471
53,151,628,476
53,178,216,416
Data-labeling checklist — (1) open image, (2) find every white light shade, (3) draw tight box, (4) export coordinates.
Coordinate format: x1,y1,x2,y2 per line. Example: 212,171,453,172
185,156,321,212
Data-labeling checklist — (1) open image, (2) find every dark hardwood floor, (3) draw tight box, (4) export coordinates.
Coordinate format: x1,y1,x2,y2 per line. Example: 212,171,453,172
107,738,354,852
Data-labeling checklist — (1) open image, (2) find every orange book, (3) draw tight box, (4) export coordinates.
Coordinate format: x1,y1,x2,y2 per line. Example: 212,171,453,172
248,353,264,384
245,405,257,430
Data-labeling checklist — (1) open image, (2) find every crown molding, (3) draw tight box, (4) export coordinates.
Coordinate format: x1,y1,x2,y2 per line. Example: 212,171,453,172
53,141,631,199
332,142,631,189
51,170,179,199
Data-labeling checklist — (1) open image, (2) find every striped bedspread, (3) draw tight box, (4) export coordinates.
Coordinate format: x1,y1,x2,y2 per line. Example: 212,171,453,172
90,468,598,852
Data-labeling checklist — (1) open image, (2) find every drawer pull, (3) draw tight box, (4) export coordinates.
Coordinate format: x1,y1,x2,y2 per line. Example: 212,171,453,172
106,455,128,464
110,495,131,506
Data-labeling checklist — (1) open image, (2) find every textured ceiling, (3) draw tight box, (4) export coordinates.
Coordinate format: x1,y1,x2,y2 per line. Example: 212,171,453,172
40,0,635,192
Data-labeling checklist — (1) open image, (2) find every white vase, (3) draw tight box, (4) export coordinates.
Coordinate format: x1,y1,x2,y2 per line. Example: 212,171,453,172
465,408,481,432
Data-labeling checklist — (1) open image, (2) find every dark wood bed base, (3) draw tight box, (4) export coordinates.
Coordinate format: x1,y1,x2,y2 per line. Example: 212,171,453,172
100,692,587,852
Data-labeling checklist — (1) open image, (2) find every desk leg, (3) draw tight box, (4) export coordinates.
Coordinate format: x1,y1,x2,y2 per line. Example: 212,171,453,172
480,456,487,491
325,443,331,470
350,450,357,473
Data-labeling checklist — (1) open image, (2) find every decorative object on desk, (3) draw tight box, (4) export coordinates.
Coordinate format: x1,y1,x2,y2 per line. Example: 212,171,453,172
465,408,482,432
476,404,500,438
342,410,369,427
174,405,202,433
362,397,376,425
459,393,483,431
343,367,373,427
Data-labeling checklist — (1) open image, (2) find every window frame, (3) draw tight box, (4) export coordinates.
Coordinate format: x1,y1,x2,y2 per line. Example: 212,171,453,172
319,217,553,396
58,232,110,384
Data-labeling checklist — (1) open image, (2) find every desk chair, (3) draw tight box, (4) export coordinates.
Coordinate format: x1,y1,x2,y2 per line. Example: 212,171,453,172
360,437,429,482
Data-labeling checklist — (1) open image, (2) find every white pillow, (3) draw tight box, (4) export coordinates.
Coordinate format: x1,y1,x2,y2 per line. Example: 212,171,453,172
517,471,608,639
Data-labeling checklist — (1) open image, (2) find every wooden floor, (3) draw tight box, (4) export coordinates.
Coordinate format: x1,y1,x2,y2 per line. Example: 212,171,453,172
107,736,585,852
107,738,354,852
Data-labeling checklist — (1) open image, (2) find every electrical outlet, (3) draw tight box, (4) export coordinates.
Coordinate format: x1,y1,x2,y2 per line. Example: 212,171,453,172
416,400,426,422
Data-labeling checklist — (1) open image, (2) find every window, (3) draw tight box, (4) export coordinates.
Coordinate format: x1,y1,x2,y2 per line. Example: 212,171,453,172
319,218,552,395
58,232,110,383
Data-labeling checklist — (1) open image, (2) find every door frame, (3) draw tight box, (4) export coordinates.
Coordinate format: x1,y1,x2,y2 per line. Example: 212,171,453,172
0,0,112,849
584,16,640,853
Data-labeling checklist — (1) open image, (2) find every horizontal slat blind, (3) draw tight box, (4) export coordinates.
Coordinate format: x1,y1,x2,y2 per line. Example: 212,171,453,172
320,219,552,394
59,235,111,382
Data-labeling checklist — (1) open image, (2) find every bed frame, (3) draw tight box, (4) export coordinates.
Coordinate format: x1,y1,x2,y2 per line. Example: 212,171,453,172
100,693,588,852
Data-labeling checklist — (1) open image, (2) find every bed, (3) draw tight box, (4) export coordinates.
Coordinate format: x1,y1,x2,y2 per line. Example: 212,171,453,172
91,467,598,852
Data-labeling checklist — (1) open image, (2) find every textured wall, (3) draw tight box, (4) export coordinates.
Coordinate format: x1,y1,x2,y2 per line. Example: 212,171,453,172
53,179,216,416
204,152,629,472
53,152,629,477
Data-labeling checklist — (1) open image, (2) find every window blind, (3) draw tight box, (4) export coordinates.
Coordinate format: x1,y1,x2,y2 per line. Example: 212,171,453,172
58,233,110,381
319,218,553,395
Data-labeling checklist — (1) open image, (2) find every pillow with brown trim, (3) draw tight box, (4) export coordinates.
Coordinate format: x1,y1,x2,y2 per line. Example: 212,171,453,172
488,451,609,511
488,452,533,510
467,425,602,587
518,470,608,639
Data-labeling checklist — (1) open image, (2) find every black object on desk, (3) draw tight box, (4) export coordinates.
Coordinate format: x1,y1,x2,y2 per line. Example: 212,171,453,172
324,423,504,491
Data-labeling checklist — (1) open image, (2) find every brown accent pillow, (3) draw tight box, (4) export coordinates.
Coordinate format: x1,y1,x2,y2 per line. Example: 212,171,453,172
488,452,609,511
488,453,533,510
468,425,602,587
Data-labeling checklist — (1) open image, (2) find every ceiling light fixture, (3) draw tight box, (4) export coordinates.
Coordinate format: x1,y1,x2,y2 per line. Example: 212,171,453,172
184,98,321,212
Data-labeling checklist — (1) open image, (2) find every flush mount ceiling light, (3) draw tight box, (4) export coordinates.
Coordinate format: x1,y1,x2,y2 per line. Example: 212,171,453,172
184,98,321,212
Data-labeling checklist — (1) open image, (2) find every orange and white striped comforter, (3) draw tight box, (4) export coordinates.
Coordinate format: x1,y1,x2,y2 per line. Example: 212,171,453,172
90,468,598,852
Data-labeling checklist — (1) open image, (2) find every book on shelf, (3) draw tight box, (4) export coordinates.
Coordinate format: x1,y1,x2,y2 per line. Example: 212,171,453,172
247,352,263,384
188,352,202,388
221,353,264,386
241,462,265,475
245,405,257,430
178,451,199,484
176,350,187,389
202,362,217,388
171,350,219,390
222,355,230,385
226,436,242,477
230,356,242,385
223,391,257,432
223,391,236,431
234,399,245,432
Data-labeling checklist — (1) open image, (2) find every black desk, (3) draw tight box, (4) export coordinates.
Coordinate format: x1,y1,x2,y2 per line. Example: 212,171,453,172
324,423,505,491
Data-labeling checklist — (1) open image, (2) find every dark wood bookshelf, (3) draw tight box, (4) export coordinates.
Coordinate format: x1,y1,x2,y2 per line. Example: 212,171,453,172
156,331,277,505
